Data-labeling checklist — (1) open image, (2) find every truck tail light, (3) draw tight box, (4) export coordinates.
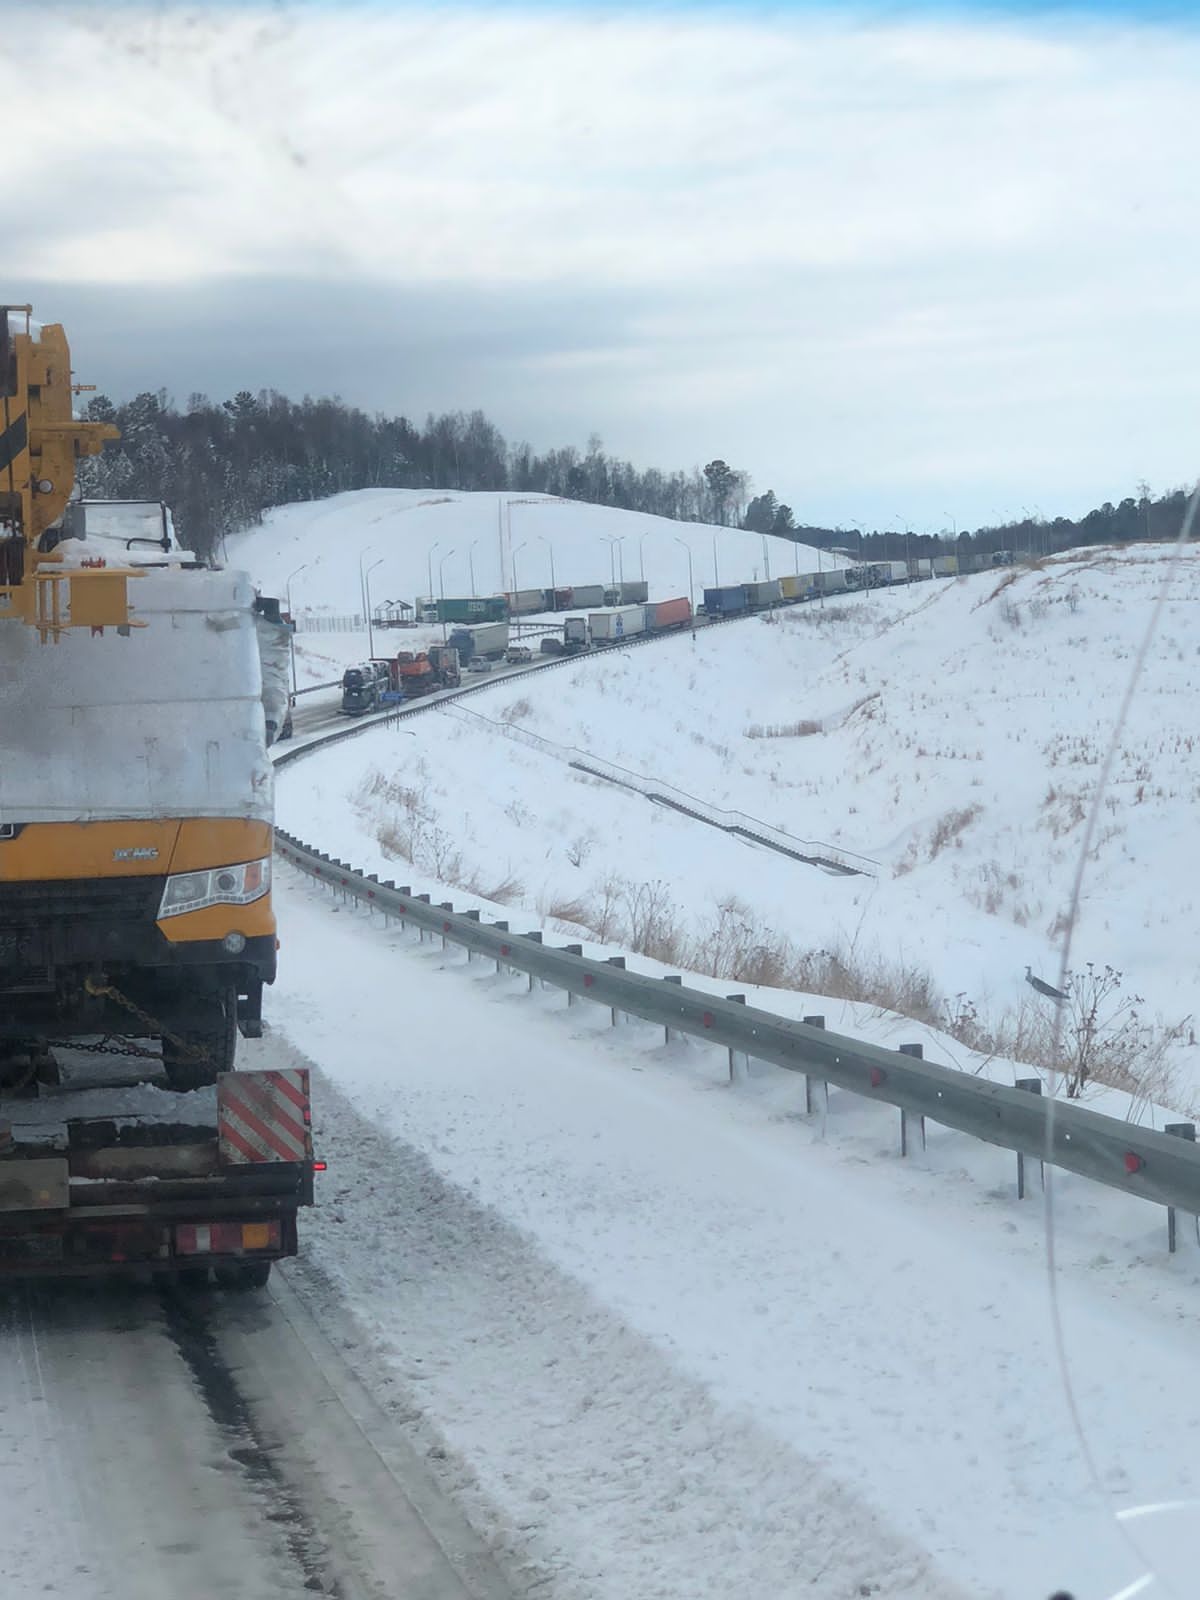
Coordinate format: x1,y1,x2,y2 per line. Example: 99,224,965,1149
176,1220,281,1256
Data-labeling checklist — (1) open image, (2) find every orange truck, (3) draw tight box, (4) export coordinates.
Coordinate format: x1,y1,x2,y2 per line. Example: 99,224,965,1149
0,310,277,1091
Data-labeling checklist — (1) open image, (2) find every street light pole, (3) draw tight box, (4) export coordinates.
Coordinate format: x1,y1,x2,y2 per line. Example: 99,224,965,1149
365,559,383,659
637,533,649,582
512,542,527,604
673,536,695,635
285,562,308,697
601,536,621,589
468,539,479,598
712,532,719,588
427,541,440,622
539,535,556,604
894,514,912,579
358,547,375,630
438,549,456,642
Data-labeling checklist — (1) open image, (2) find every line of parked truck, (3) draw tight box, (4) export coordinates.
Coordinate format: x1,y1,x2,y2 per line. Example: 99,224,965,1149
340,596,696,710
417,582,651,625
343,549,1019,712
700,549,1016,616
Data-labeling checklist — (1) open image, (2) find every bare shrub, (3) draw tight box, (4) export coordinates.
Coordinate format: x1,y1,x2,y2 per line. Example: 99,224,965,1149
479,874,525,904
928,804,982,858
500,697,533,724
547,895,590,927
564,830,596,869
745,719,823,739
592,873,624,942
622,879,685,965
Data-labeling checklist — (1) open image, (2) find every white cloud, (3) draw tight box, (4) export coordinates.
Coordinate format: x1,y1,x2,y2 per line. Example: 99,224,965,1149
16,4,1200,523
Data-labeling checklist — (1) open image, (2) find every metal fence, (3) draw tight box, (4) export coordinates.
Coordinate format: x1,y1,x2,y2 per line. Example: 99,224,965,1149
274,826,1200,1249
438,700,878,876
271,621,1200,1255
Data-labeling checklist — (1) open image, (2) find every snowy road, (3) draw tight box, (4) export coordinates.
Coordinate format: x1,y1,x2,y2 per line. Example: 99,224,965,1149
259,862,1200,1600
0,1269,512,1599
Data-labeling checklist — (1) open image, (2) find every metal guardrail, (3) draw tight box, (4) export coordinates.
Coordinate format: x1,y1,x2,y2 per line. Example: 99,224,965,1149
438,700,878,876
271,614,1200,1248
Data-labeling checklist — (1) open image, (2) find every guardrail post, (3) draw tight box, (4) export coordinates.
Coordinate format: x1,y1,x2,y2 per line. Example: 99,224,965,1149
606,957,626,1024
416,892,431,942
1165,1123,1197,1252
524,932,543,990
898,1045,926,1154
464,908,480,960
1015,1079,1043,1198
562,945,583,1003
802,1015,827,1113
439,903,454,950
494,921,508,973
726,994,746,1081
662,975,683,1041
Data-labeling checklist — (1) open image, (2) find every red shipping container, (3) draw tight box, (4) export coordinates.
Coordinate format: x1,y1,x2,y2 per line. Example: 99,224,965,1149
652,596,692,629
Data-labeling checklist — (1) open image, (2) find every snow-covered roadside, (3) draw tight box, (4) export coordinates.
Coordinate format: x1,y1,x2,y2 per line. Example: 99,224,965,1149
277,540,1200,1105
266,863,1200,1600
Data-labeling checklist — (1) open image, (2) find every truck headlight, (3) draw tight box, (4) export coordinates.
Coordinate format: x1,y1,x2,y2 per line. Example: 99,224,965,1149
159,857,271,919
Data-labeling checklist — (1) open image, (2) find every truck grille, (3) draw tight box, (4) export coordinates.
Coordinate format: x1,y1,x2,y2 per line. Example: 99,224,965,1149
0,876,165,930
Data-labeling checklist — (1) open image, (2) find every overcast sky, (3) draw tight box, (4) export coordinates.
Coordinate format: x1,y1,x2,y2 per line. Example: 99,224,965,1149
13,2,1200,530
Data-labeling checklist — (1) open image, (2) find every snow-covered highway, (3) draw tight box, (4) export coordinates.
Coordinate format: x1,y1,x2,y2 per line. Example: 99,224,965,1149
0,1252,513,1599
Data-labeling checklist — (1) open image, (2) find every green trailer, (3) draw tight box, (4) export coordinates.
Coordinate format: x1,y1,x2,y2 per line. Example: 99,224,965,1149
437,595,509,624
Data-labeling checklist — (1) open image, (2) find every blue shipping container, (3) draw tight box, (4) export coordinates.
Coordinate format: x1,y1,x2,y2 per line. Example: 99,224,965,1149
702,585,749,615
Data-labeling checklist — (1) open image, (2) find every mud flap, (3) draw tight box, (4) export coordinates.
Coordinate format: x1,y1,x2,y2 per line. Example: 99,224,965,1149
237,980,264,1039
0,1157,69,1211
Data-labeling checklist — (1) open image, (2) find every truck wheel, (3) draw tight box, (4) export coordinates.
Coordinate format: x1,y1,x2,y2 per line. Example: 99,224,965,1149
162,988,237,1090
215,1261,271,1292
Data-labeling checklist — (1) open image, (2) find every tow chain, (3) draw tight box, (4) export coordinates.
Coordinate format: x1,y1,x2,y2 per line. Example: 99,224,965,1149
82,976,213,1067
43,1036,162,1060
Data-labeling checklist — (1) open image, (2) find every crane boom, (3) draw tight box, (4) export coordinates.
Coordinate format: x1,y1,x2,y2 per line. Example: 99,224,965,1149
0,306,134,635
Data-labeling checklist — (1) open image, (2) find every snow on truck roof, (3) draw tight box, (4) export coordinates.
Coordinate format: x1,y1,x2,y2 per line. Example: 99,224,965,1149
0,564,272,824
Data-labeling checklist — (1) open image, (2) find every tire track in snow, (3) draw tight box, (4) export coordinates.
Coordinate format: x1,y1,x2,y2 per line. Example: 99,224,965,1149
271,1041,973,1600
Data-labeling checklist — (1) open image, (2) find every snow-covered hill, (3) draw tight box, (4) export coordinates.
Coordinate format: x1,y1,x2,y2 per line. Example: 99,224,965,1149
227,489,835,684
276,538,1200,1105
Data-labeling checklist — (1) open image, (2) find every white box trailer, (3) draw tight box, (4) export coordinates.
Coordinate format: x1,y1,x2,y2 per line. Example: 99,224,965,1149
883,561,909,584
451,620,510,659
588,605,647,641
933,555,958,577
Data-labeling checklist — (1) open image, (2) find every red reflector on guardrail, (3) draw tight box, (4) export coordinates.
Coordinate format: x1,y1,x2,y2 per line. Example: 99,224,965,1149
870,1067,886,1088
1124,1152,1144,1174
702,1012,713,1028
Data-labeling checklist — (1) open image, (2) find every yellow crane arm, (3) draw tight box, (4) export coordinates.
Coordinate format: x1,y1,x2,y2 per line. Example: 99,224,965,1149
0,307,135,635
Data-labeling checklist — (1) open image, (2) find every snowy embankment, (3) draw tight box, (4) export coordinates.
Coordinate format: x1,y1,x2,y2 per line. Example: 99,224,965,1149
226,487,837,688
274,539,1200,1107
267,864,1199,1600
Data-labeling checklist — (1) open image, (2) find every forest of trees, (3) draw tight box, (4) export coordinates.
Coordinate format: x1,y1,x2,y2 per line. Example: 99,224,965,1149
75,389,757,561
75,386,1190,568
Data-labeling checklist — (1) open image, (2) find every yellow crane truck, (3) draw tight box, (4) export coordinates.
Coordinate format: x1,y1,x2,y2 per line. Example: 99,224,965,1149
0,306,276,1091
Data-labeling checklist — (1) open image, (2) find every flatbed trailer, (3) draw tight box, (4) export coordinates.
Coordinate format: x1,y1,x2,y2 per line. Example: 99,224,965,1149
0,1069,317,1285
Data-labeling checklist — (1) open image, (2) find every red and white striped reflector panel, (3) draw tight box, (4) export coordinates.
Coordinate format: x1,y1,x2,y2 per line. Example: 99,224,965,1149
217,1070,311,1165
177,1220,282,1255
